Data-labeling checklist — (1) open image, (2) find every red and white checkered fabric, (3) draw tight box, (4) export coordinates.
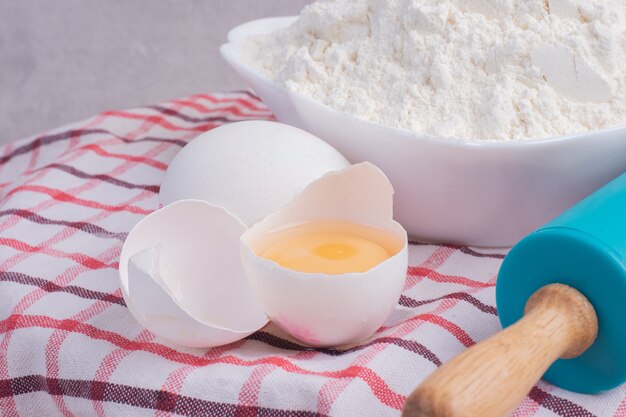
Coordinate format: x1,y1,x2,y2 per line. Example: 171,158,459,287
0,92,624,417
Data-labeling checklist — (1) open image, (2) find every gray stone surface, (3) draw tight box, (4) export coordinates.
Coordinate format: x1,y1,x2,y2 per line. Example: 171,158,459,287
0,0,311,144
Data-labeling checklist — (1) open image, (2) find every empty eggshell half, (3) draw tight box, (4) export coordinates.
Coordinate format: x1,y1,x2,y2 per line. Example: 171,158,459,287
119,200,269,348
240,162,409,347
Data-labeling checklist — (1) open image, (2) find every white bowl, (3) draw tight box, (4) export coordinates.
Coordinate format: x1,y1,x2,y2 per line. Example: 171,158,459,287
220,17,626,247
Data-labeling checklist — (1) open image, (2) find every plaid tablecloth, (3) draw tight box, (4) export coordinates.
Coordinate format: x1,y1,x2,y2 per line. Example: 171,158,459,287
0,92,624,417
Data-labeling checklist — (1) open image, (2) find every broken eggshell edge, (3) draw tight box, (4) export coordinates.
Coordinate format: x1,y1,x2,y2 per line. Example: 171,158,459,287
240,162,409,347
119,200,269,348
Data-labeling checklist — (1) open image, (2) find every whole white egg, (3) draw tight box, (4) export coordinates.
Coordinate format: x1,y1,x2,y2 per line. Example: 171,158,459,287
160,121,350,226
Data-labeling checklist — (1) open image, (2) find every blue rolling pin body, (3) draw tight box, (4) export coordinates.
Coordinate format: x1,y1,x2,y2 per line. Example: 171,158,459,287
497,172,626,394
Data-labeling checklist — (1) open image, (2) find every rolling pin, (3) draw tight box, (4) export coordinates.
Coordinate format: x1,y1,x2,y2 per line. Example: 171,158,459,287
403,172,626,417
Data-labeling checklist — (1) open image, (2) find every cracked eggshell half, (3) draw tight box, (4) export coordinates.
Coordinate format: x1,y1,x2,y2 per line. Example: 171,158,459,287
119,200,269,348
159,120,350,227
240,162,409,347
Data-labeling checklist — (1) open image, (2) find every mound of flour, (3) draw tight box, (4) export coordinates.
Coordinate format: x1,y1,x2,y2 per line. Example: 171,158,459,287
245,0,626,140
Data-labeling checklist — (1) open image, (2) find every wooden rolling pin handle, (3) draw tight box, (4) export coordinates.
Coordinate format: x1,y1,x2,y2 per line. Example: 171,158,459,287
402,284,598,417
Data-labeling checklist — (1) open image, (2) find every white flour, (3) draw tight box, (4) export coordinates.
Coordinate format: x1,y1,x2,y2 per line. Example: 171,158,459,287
245,0,626,141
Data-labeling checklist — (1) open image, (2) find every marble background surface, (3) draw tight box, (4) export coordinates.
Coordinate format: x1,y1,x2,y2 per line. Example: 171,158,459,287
0,0,311,144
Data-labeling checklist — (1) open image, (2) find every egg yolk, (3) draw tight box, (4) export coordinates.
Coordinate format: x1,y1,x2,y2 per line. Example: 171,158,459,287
259,222,400,274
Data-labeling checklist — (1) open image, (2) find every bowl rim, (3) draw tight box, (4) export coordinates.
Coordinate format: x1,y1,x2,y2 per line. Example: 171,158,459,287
221,16,626,149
